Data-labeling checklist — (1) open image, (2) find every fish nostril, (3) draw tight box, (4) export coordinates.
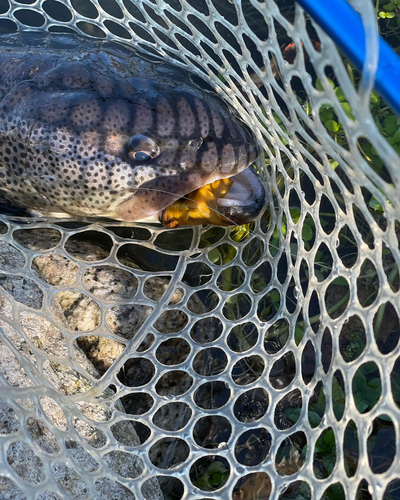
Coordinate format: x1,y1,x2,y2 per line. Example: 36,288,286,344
188,137,203,149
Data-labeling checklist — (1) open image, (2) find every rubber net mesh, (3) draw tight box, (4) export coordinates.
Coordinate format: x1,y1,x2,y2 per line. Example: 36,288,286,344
0,0,399,499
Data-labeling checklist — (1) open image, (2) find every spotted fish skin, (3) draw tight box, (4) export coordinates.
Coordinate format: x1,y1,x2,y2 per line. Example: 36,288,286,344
0,32,259,222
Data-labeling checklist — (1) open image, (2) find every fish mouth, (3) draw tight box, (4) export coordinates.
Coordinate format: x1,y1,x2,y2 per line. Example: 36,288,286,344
160,167,265,228
116,167,265,228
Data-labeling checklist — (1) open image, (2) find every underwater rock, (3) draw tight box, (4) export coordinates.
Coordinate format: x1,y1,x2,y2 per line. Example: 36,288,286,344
0,229,179,499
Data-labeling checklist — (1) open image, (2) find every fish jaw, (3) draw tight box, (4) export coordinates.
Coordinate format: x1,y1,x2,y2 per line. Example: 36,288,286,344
160,178,234,228
159,167,265,228
114,172,213,222
214,167,266,225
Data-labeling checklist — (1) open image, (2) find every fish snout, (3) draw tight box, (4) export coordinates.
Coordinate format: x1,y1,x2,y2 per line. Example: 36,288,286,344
160,167,265,228
246,137,260,165
230,120,260,174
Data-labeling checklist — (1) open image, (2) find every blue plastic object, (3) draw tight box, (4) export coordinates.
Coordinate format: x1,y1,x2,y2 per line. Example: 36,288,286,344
296,0,400,115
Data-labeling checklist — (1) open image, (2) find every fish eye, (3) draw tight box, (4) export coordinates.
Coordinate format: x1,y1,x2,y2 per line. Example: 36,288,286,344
128,134,160,162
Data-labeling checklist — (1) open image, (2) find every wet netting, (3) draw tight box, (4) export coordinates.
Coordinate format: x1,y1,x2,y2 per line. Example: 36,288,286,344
0,0,399,499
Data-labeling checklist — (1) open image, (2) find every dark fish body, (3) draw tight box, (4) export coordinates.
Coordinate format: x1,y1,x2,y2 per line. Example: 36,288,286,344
0,32,263,224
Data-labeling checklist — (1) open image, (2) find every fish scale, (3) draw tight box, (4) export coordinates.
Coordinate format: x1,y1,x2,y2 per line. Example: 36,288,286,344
0,31,264,226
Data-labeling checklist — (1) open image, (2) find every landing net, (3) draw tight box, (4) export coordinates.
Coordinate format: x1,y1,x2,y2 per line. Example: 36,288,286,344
0,1,399,499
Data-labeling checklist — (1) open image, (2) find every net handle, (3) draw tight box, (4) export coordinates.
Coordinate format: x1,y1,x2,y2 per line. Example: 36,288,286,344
296,0,400,116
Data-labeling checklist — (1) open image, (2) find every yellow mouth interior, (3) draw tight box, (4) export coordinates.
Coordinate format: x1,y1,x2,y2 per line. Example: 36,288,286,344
160,178,234,228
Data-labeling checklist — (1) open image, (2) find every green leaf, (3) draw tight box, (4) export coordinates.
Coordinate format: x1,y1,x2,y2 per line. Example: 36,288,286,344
353,372,366,392
335,86,346,101
320,429,335,450
332,276,348,286
320,218,329,227
391,374,400,403
370,145,379,157
208,248,220,264
308,410,322,427
302,223,314,241
369,196,383,212
354,399,369,413
332,377,345,403
341,102,355,120
317,78,337,91
295,326,304,344
325,119,339,132
385,2,395,11
378,10,395,19
320,109,334,122
290,207,301,223
384,115,399,136
285,407,301,422
361,141,372,155
392,128,400,144
326,78,335,88
270,290,280,303
370,91,380,106
273,112,282,124
364,363,380,375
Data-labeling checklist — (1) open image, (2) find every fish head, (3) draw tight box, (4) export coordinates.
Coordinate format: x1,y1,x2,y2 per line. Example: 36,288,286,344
3,66,262,226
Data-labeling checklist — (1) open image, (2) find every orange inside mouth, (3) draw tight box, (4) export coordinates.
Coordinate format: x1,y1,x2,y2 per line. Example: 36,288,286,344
160,178,234,228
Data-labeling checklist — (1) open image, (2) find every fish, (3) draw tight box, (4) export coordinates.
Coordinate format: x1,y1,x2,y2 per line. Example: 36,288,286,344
0,32,264,227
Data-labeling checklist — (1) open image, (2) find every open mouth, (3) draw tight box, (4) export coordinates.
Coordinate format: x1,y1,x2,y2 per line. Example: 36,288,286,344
116,166,265,228
159,167,265,228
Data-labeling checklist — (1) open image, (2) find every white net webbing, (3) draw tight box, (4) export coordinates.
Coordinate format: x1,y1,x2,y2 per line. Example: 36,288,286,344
0,0,399,499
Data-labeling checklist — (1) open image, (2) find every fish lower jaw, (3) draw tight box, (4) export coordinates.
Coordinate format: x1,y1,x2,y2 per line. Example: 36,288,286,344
216,168,264,209
159,167,265,228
